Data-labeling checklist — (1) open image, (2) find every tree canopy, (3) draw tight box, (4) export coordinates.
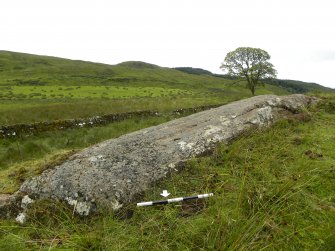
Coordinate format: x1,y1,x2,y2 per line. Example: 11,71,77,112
220,47,277,95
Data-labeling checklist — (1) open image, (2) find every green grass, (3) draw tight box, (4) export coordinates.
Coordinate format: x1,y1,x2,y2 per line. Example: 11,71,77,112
0,95,334,250
0,87,286,126
0,96,228,126
0,50,289,125
0,85,191,100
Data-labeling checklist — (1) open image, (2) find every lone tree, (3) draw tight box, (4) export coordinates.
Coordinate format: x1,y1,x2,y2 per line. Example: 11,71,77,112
220,47,277,95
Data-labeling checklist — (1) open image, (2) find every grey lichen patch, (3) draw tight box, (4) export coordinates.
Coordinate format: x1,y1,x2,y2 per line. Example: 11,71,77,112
21,195,34,209
219,116,231,126
204,125,222,137
15,212,27,224
168,163,177,171
206,134,225,145
88,155,105,163
110,199,123,210
178,141,195,153
75,202,92,216
255,106,274,125
266,97,282,107
65,197,92,216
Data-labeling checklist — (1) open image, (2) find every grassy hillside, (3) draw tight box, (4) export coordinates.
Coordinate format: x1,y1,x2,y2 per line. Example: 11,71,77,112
0,94,334,250
0,51,288,125
174,67,334,94
265,79,334,94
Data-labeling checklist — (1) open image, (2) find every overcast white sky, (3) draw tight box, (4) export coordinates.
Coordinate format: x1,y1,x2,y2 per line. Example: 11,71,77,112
1,0,335,88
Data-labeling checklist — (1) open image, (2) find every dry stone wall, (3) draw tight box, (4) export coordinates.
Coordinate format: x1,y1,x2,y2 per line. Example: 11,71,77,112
0,105,221,139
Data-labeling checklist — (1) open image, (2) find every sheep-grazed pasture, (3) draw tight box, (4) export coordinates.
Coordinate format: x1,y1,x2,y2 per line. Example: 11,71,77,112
0,85,191,100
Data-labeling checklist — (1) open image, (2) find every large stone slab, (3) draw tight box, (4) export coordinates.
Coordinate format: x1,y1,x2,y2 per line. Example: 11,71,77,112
17,94,312,215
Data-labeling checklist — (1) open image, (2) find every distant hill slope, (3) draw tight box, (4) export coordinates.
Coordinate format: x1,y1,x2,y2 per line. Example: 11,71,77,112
1,51,331,95
0,50,292,99
263,79,334,94
173,67,213,76
174,67,334,93
0,51,228,90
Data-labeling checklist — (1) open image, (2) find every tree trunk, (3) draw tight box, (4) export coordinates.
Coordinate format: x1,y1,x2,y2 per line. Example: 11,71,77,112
251,86,255,96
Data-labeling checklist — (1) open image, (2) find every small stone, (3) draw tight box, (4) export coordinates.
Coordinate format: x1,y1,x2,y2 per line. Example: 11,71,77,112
15,213,26,224
75,202,91,216
21,195,34,209
111,200,122,210
65,197,77,206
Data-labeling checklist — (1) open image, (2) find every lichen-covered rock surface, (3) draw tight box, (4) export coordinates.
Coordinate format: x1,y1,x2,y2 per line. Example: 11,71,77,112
17,94,312,215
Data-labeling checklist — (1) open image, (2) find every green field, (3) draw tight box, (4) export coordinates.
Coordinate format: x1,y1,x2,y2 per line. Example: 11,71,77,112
0,51,289,125
0,86,191,100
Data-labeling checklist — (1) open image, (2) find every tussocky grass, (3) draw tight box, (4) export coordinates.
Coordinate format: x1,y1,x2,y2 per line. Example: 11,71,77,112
0,94,334,250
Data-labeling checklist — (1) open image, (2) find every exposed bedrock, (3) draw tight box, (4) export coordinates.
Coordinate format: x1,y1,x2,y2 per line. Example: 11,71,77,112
15,94,312,215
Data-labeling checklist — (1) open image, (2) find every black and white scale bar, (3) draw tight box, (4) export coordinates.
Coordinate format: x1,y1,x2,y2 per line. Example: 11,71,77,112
137,193,213,207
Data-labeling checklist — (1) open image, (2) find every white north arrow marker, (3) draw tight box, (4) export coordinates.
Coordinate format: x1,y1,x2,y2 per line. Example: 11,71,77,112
160,190,170,197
